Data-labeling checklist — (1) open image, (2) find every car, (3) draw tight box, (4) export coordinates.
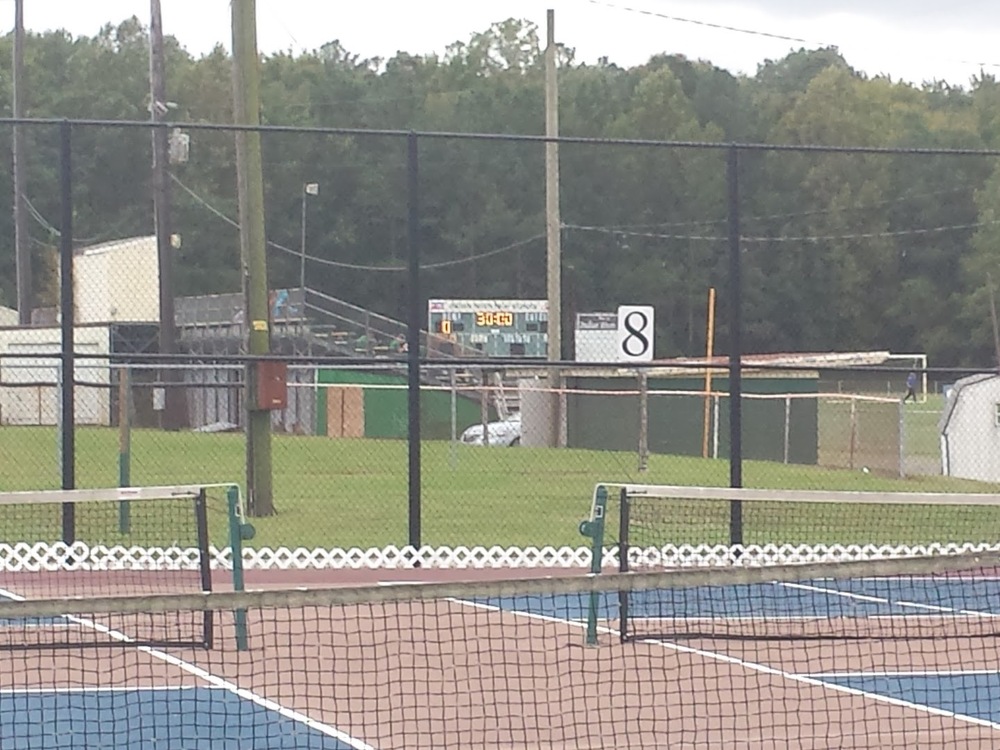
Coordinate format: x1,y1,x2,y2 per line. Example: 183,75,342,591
460,412,521,447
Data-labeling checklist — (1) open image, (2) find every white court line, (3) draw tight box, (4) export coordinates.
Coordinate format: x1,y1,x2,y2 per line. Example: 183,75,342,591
447,597,1000,733
0,586,374,750
572,613,969,624
0,685,213,694
0,595,80,629
780,581,1000,619
798,671,1000,679
854,577,1000,581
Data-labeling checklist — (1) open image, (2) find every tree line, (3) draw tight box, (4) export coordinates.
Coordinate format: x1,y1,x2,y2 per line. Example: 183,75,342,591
0,16,998,366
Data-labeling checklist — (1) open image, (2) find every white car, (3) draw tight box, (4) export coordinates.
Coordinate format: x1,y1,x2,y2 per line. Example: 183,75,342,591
460,412,521,447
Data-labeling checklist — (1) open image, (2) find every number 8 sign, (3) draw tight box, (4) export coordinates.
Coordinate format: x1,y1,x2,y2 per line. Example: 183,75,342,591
616,305,655,363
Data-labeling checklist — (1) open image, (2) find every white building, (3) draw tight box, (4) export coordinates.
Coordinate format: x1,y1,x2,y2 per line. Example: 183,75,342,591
0,236,158,426
74,236,159,324
0,325,111,425
939,373,1000,482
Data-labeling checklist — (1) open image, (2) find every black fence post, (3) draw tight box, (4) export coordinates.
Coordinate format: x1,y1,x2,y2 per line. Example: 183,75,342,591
59,119,75,544
727,145,743,547
406,131,422,555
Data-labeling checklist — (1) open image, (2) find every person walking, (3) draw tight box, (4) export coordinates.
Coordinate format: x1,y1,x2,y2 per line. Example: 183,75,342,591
902,371,918,403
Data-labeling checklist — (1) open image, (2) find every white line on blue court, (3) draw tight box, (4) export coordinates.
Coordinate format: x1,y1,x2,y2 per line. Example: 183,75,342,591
578,613,973,623
797,671,1000,678
780,580,1000,618
0,586,375,750
0,685,212,694
857,577,1000,581
449,596,1000,733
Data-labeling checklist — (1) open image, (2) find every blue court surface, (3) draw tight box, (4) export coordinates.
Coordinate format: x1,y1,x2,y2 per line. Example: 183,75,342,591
809,673,1000,725
471,575,1000,621
0,686,360,750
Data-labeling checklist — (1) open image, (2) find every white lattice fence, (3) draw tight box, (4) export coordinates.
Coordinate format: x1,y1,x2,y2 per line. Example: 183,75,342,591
0,542,212,572
2,541,998,572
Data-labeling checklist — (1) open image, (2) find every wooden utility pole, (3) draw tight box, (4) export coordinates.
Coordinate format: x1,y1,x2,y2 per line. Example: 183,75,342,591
149,0,183,430
231,0,274,516
13,0,30,324
545,9,563,447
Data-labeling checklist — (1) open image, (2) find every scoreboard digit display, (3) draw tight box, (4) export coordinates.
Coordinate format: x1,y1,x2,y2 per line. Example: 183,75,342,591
428,299,548,357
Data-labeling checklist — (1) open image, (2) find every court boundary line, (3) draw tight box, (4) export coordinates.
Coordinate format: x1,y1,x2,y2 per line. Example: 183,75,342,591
573,613,982,623
577,575,1000,623
799,671,1000,678
0,586,374,750
857,577,1000,581
448,597,1000,733
0,685,216,694
780,581,1000,618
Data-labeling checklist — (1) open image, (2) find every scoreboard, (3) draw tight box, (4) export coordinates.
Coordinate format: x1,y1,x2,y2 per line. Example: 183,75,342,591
428,299,548,357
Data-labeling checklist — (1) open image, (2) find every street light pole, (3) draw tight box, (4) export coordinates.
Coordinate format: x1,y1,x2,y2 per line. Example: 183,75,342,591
300,182,319,294
299,189,306,293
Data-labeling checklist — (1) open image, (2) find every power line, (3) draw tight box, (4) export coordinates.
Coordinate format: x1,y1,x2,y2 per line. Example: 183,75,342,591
22,195,59,236
565,217,999,244
584,184,978,232
566,224,726,242
742,220,997,243
21,195,126,246
169,172,545,271
588,0,1000,71
587,0,828,48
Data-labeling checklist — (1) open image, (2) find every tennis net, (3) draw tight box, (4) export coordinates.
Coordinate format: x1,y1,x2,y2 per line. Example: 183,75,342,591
2,556,999,748
587,483,1000,642
0,484,238,649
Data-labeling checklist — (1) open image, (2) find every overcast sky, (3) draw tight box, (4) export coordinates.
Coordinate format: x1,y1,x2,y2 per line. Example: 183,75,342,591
6,0,999,88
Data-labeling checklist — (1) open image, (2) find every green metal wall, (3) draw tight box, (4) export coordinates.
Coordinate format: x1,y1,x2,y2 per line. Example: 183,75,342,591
565,376,819,464
315,369,489,440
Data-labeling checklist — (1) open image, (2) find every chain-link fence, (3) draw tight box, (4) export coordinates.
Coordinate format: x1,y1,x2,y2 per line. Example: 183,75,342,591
0,352,977,550
0,119,997,559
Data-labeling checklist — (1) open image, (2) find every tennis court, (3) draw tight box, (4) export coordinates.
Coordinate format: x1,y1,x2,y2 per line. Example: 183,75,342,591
2,564,1000,748
4,482,1000,747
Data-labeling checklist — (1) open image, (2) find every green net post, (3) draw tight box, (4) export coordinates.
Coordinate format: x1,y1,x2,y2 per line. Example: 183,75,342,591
227,485,255,652
117,366,132,534
578,485,608,646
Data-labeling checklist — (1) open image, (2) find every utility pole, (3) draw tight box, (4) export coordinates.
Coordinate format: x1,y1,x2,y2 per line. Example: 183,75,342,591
13,0,30,325
231,0,274,516
545,9,563,447
149,0,183,430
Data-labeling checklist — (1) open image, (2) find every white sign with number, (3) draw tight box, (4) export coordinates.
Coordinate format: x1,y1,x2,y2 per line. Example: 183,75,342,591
616,305,655,362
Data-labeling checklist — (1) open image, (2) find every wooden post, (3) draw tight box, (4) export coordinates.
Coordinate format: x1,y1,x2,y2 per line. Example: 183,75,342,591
702,287,716,458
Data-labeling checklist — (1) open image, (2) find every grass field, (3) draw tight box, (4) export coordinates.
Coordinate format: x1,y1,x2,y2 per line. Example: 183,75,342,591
1,424,998,551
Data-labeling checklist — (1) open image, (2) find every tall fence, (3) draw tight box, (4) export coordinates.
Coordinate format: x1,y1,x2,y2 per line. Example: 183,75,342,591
0,118,996,561
0,352,970,551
